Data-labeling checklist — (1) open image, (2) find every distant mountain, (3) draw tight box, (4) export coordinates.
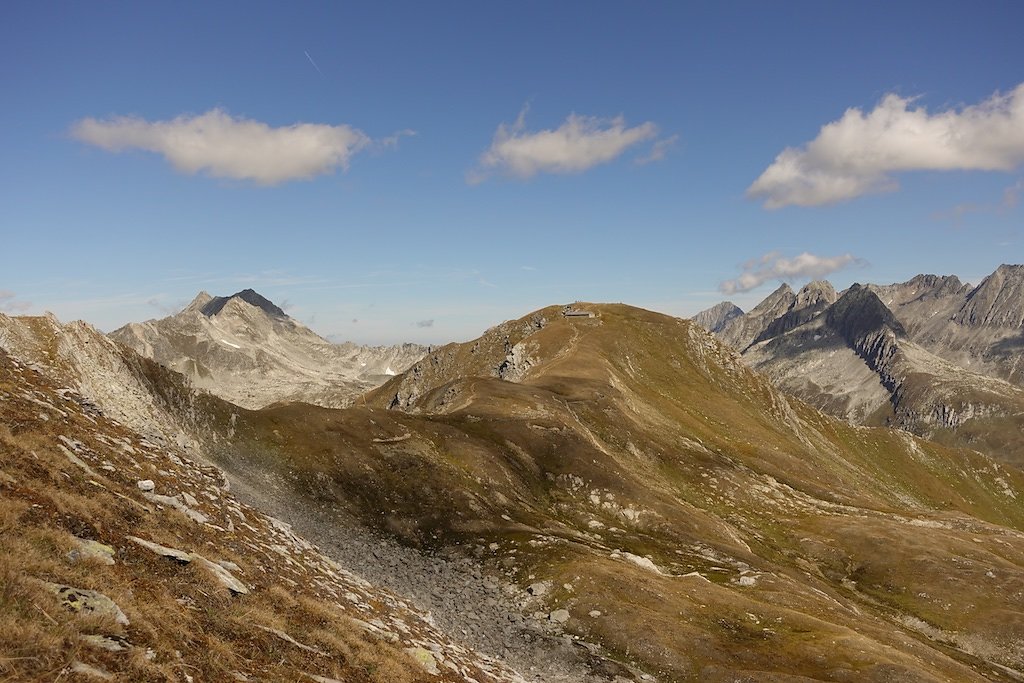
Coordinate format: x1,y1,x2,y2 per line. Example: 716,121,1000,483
704,265,1024,466
716,282,796,351
110,290,427,409
690,300,743,333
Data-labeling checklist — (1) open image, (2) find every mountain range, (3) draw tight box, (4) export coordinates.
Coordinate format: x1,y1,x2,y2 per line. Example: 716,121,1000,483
2,280,1024,681
695,264,1024,468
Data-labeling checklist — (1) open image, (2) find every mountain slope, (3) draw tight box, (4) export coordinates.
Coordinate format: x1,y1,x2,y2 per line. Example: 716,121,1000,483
110,290,427,409
214,303,1024,682
0,349,525,683
0,311,211,450
709,266,1024,466
868,266,1024,384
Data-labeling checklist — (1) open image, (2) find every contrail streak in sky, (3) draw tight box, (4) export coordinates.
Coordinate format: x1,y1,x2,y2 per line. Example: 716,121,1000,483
304,50,323,76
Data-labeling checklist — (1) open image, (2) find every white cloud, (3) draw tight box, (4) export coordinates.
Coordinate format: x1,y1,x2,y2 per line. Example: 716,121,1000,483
719,251,861,294
748,83,1024,208
636,134,679,165
377,128,417,149
470,107,658,182
71,108,372,184
0,290,31,313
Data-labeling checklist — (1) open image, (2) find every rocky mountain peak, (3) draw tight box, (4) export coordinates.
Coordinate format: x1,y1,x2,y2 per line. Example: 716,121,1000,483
717,283,798,351
906,273,965,294
691,301,743,333
749,281,837,345
109,291,428,410
825,284,906,342
795,280,837,308
750,283,796,315
873,273,969,306
200,289,288,320
183,291,214,314
953,264,1024,328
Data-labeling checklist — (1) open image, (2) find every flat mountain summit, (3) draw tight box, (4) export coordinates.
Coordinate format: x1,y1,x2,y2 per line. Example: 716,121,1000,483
110,290,427,410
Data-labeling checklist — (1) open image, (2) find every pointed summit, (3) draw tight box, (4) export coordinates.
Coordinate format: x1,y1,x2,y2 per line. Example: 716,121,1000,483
953,264,1024,328
753,280,837,344
717,283,797,351
200,289,288,319
795,280,837,308
183,291,214,314
749,282,796,316
691,301,743,333
825,284,905,342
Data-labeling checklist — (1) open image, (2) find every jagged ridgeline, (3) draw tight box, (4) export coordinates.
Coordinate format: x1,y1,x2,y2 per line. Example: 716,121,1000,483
3,294,1024,681
697,264,1024,468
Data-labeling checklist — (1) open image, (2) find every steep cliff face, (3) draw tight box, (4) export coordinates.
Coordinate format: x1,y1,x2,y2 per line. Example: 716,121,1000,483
824,285,906,389
0,311,209,449
110,290,427,409
877,266,1024,384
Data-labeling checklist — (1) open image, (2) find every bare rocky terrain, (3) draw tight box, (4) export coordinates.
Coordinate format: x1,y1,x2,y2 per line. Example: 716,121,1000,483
110,289,427,410
696,264,1024,467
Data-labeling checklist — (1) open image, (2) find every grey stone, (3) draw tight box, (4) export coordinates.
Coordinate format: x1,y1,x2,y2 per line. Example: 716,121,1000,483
69,537,116,566
194,555,249,595
68,662,113,680
127,535,192,563
41,581,129,625
549,609,570,624
80,634,129,652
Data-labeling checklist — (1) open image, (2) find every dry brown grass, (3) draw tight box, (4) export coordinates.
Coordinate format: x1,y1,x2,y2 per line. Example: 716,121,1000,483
0,358,429,683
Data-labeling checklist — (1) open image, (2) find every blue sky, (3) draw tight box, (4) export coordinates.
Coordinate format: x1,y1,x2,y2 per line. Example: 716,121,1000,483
2,1,1022,344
